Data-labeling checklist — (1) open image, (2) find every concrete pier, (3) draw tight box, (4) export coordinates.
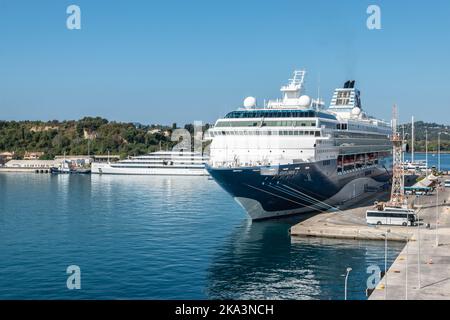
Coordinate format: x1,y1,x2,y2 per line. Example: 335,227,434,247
290,176,450,300
370,187,450,300
369,220,450,300
290,190,414,241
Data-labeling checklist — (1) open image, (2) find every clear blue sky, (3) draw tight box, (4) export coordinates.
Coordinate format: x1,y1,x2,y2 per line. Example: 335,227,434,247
1,0,449,125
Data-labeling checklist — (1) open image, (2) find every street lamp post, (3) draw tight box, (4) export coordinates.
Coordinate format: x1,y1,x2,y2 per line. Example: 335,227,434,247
417,199,421,290
406,235,409,300
384,229,391,300
435,131,448,247
436,178,440,247
438,132,441,173
425,129,428,176
405,210,409,300
344,267,352,300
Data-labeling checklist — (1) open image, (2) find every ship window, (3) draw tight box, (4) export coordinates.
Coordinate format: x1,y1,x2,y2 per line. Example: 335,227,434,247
223,109,337,120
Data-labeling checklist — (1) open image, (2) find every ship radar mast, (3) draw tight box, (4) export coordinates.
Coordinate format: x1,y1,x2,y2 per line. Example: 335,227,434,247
280,70,306,101
266,70,311,109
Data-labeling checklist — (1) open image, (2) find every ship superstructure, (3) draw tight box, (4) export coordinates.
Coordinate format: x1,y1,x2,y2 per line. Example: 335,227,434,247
205,70,393,220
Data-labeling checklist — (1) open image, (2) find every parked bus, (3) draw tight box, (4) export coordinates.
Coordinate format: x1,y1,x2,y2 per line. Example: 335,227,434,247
445,180,450,188
404,186,432,195
366,207,417,226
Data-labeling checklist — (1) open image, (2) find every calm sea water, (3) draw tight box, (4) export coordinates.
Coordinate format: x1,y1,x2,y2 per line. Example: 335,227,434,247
0,172,406,300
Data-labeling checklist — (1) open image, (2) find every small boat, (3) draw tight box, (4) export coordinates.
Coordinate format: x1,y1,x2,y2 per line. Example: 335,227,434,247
51,159,91,175
70,167,91,174
51,166,91,174
50,160,71,174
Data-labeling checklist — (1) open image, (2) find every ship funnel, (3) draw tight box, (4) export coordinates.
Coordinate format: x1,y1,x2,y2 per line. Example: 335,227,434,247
344,80,355,89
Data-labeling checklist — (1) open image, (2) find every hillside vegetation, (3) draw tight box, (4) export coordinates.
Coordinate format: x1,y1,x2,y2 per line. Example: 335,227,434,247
0,117,182,159
401,121,450,152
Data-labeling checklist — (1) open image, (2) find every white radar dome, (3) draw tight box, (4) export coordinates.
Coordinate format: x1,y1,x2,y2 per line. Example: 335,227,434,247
243,96,257,108
298,95,312,107
351,107,362,116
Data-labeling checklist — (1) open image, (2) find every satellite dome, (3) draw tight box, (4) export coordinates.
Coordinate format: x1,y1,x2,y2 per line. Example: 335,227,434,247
351,107,361,116
243,96,256,108
298,95,311,107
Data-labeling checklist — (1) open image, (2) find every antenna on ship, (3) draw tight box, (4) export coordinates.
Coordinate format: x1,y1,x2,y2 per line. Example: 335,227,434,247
316,72,321,111
317,72,320,100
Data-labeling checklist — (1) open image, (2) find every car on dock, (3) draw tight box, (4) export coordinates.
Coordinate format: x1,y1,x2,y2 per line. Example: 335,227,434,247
366,207,417,226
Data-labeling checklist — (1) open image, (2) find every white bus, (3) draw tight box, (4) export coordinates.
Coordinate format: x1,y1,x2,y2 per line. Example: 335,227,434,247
366,207,417,226
445,180,450,188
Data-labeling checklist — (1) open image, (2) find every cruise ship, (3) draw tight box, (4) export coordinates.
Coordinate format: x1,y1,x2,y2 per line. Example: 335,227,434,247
91,151,209,175
205,70,393,220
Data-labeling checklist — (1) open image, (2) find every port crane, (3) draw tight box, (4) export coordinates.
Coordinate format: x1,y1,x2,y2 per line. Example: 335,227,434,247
367,106,417,227
388,105,407,208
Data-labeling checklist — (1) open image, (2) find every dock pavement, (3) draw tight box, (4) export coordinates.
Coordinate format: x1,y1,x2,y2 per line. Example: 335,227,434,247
289,176,450,300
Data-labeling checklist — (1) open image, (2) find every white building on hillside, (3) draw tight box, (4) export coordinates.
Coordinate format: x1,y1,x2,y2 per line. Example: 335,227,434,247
4,159,63,169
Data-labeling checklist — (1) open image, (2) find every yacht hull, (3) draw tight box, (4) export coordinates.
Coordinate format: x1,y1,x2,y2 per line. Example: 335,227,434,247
91,163,208,176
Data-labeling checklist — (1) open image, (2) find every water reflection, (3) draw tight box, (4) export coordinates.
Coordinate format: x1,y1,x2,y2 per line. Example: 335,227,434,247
206,218,404,300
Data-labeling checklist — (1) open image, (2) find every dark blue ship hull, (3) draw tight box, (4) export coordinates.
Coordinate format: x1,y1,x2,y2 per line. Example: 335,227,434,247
207,161,391,220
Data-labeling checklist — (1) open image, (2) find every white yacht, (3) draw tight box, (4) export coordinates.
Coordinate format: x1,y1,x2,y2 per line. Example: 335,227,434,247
91,151,209,175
